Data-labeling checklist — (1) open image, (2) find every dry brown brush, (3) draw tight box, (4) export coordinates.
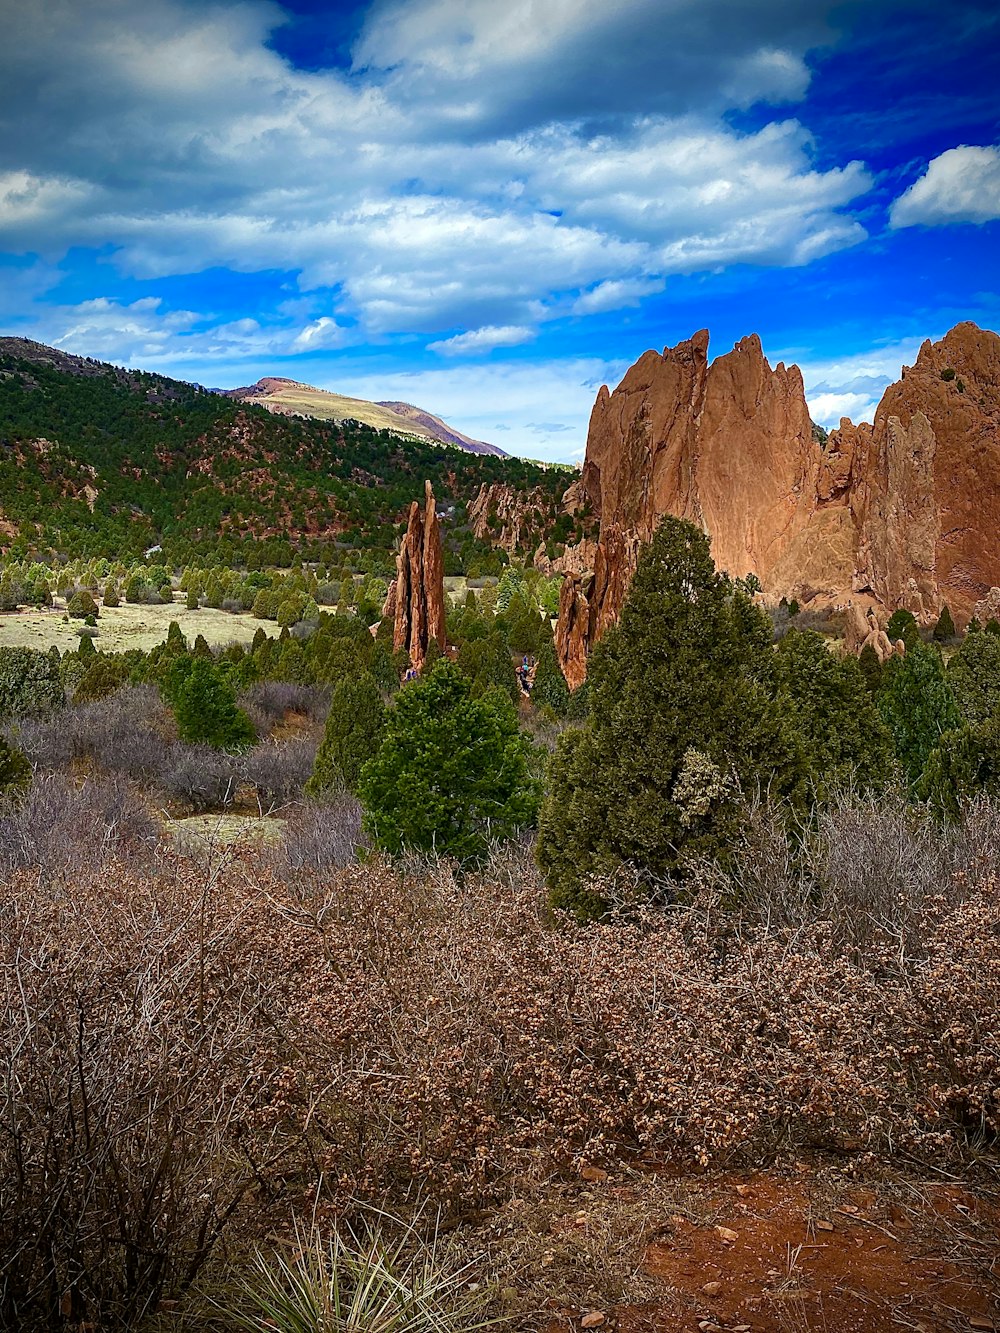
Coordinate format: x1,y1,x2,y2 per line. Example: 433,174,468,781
0,808,998,1328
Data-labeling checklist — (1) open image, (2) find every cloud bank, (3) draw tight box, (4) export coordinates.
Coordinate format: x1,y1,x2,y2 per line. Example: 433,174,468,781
0,0,872,356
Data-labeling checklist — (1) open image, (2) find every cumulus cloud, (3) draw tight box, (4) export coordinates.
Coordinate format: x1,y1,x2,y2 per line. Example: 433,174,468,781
24,295,350,367
806,390,880,428
428,325,536,356
572,277,665,315
797,336,930,429
0,0,874,348
889,145,1000,228
355,0,832,128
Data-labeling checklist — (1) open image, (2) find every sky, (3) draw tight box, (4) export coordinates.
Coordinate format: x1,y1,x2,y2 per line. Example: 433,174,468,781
0,0,998,462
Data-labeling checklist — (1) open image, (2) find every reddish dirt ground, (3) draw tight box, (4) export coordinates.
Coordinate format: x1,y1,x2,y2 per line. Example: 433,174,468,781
543,1167,999,1333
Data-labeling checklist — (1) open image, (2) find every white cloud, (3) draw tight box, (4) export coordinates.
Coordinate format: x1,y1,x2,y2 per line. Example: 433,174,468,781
806,390,880,428
428,324,536,356
0,0,874,343
355,0,830,127
797,334,933,429
291,317,346,350
572,277,665,315
889,145,1000,228
25,295,350,367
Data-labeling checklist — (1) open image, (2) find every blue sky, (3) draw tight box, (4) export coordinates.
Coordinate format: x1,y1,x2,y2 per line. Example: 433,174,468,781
0,0,997,461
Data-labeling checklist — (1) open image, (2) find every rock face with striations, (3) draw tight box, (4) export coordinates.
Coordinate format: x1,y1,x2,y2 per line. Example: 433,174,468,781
384,480,447,669
556,322,1000,685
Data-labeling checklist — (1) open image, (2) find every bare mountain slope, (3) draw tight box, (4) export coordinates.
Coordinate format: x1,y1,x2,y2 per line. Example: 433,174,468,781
225,377,506,455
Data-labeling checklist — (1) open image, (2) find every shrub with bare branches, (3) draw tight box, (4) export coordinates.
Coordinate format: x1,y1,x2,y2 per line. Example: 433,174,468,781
2,800,1000,1329
242,736,318,813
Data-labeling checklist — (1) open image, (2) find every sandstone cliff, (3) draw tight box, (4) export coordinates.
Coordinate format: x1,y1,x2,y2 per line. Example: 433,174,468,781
383,481,447,669
556,322,1000,685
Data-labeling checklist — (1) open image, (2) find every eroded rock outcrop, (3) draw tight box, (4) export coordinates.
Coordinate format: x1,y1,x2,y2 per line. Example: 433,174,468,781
384,480,447,669
468,482,551,557
973,587,1000,626
556,322,1000,686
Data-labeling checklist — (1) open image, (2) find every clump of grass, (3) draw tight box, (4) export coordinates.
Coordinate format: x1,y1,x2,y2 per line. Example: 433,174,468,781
223,1211,500,1333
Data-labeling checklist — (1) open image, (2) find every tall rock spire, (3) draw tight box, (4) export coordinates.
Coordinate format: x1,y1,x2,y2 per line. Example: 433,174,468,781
384,480,447,670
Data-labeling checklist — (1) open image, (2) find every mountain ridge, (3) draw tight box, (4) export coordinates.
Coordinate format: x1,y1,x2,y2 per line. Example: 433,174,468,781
223,375,506,456
0,338,563,563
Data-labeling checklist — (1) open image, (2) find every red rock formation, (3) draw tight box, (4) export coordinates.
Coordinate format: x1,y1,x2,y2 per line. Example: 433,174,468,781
468,481,551,557
383,480,447,669
556,322,1000,686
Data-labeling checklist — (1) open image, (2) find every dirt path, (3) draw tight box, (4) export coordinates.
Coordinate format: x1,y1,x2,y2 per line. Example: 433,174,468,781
523,1165,998,1333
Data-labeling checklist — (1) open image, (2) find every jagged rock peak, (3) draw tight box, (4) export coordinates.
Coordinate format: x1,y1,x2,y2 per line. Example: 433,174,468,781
556,320,1000,687
383,480,447,670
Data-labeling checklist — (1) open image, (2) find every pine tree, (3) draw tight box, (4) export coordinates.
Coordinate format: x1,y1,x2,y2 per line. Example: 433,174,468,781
878,641,962,792
306,671,386,795
164,657,255,750
536,517,806,918
358,659,540,861
858,643,884,694
531,635,569,716
775,628,895,800
946,628,1000,727
933,604,956,641
67,589,99,619
886,608,920,648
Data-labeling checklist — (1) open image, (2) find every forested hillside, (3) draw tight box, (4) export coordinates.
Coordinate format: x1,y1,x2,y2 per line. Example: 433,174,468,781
0,340,569,566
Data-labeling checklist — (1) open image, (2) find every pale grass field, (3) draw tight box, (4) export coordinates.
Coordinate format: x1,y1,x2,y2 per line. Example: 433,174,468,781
164,812,287,853
0,596,276,655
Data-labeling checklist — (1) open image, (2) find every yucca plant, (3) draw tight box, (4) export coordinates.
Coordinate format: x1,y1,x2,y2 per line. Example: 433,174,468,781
223,1210,501,1333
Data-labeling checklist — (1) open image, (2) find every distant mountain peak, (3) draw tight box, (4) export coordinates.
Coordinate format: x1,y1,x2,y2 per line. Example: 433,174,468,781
225,376,506,456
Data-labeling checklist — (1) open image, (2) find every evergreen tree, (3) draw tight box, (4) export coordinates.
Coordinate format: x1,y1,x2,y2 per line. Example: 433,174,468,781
933,604,956,641
775,629,894,800
102,583,120,608
857,643,884,694
306,671,386,795
166,620,188,654
946,628,1000,728
496,566,526,614
358,659,540,861
186,587,200,610
877,641,962,792
163,657,255,750
532,635,570,717
457,630,520,703
918,717,1000,818
67,589,99,619
0,646,65,719
536,517,806,918
886,608,920,648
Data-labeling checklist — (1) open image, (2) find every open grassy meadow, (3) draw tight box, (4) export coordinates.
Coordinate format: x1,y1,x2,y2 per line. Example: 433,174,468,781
0,596,275,655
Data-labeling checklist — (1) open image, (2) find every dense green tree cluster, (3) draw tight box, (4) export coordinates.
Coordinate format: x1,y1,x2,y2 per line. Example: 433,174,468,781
0,347,571,565
537,518,810,917
307,673,386,794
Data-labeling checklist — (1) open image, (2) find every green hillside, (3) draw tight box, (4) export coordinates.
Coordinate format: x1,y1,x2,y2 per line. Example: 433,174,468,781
0,341,568,568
